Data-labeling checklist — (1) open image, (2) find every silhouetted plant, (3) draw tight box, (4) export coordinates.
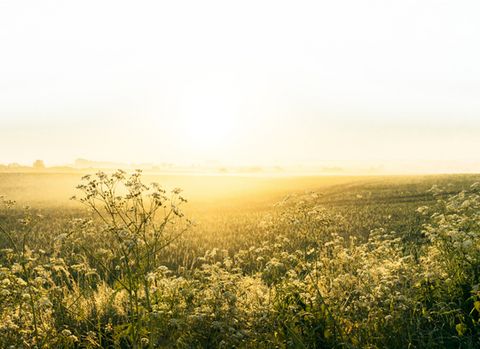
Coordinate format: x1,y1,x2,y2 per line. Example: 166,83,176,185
72,170,191,347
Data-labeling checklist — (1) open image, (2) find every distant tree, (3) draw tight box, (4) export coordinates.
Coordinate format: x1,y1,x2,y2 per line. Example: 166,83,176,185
33,159,45,169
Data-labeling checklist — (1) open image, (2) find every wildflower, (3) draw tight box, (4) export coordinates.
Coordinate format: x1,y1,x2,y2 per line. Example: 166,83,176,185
463,239,473,249
61,329,72,336
11,263,22,273
146,272,156,282
105,323,113,332
38,296,52,307
456,323,467,336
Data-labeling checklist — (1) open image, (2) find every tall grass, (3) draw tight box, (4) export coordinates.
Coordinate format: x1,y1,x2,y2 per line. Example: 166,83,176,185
1,171,480,348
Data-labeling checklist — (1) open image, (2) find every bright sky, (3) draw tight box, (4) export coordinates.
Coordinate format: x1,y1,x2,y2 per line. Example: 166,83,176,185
1,0,480,168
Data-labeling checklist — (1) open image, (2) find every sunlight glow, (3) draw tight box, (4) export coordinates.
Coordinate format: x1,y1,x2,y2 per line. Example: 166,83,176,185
1,0,480,169
177,81,239,152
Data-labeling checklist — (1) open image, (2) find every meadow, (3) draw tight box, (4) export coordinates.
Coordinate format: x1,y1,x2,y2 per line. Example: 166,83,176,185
1,171,480,348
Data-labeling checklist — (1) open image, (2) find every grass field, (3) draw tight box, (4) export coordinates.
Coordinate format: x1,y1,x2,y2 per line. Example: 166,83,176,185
1,171,480,348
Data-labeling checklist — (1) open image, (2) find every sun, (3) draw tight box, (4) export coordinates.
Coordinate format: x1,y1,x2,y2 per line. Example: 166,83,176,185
177,83,239,152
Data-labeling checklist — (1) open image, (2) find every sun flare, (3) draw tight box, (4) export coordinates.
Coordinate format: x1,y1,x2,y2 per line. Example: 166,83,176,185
177,82,239,152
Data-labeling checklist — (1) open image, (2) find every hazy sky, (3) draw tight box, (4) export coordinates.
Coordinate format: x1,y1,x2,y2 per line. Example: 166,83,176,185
1,0,480,167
